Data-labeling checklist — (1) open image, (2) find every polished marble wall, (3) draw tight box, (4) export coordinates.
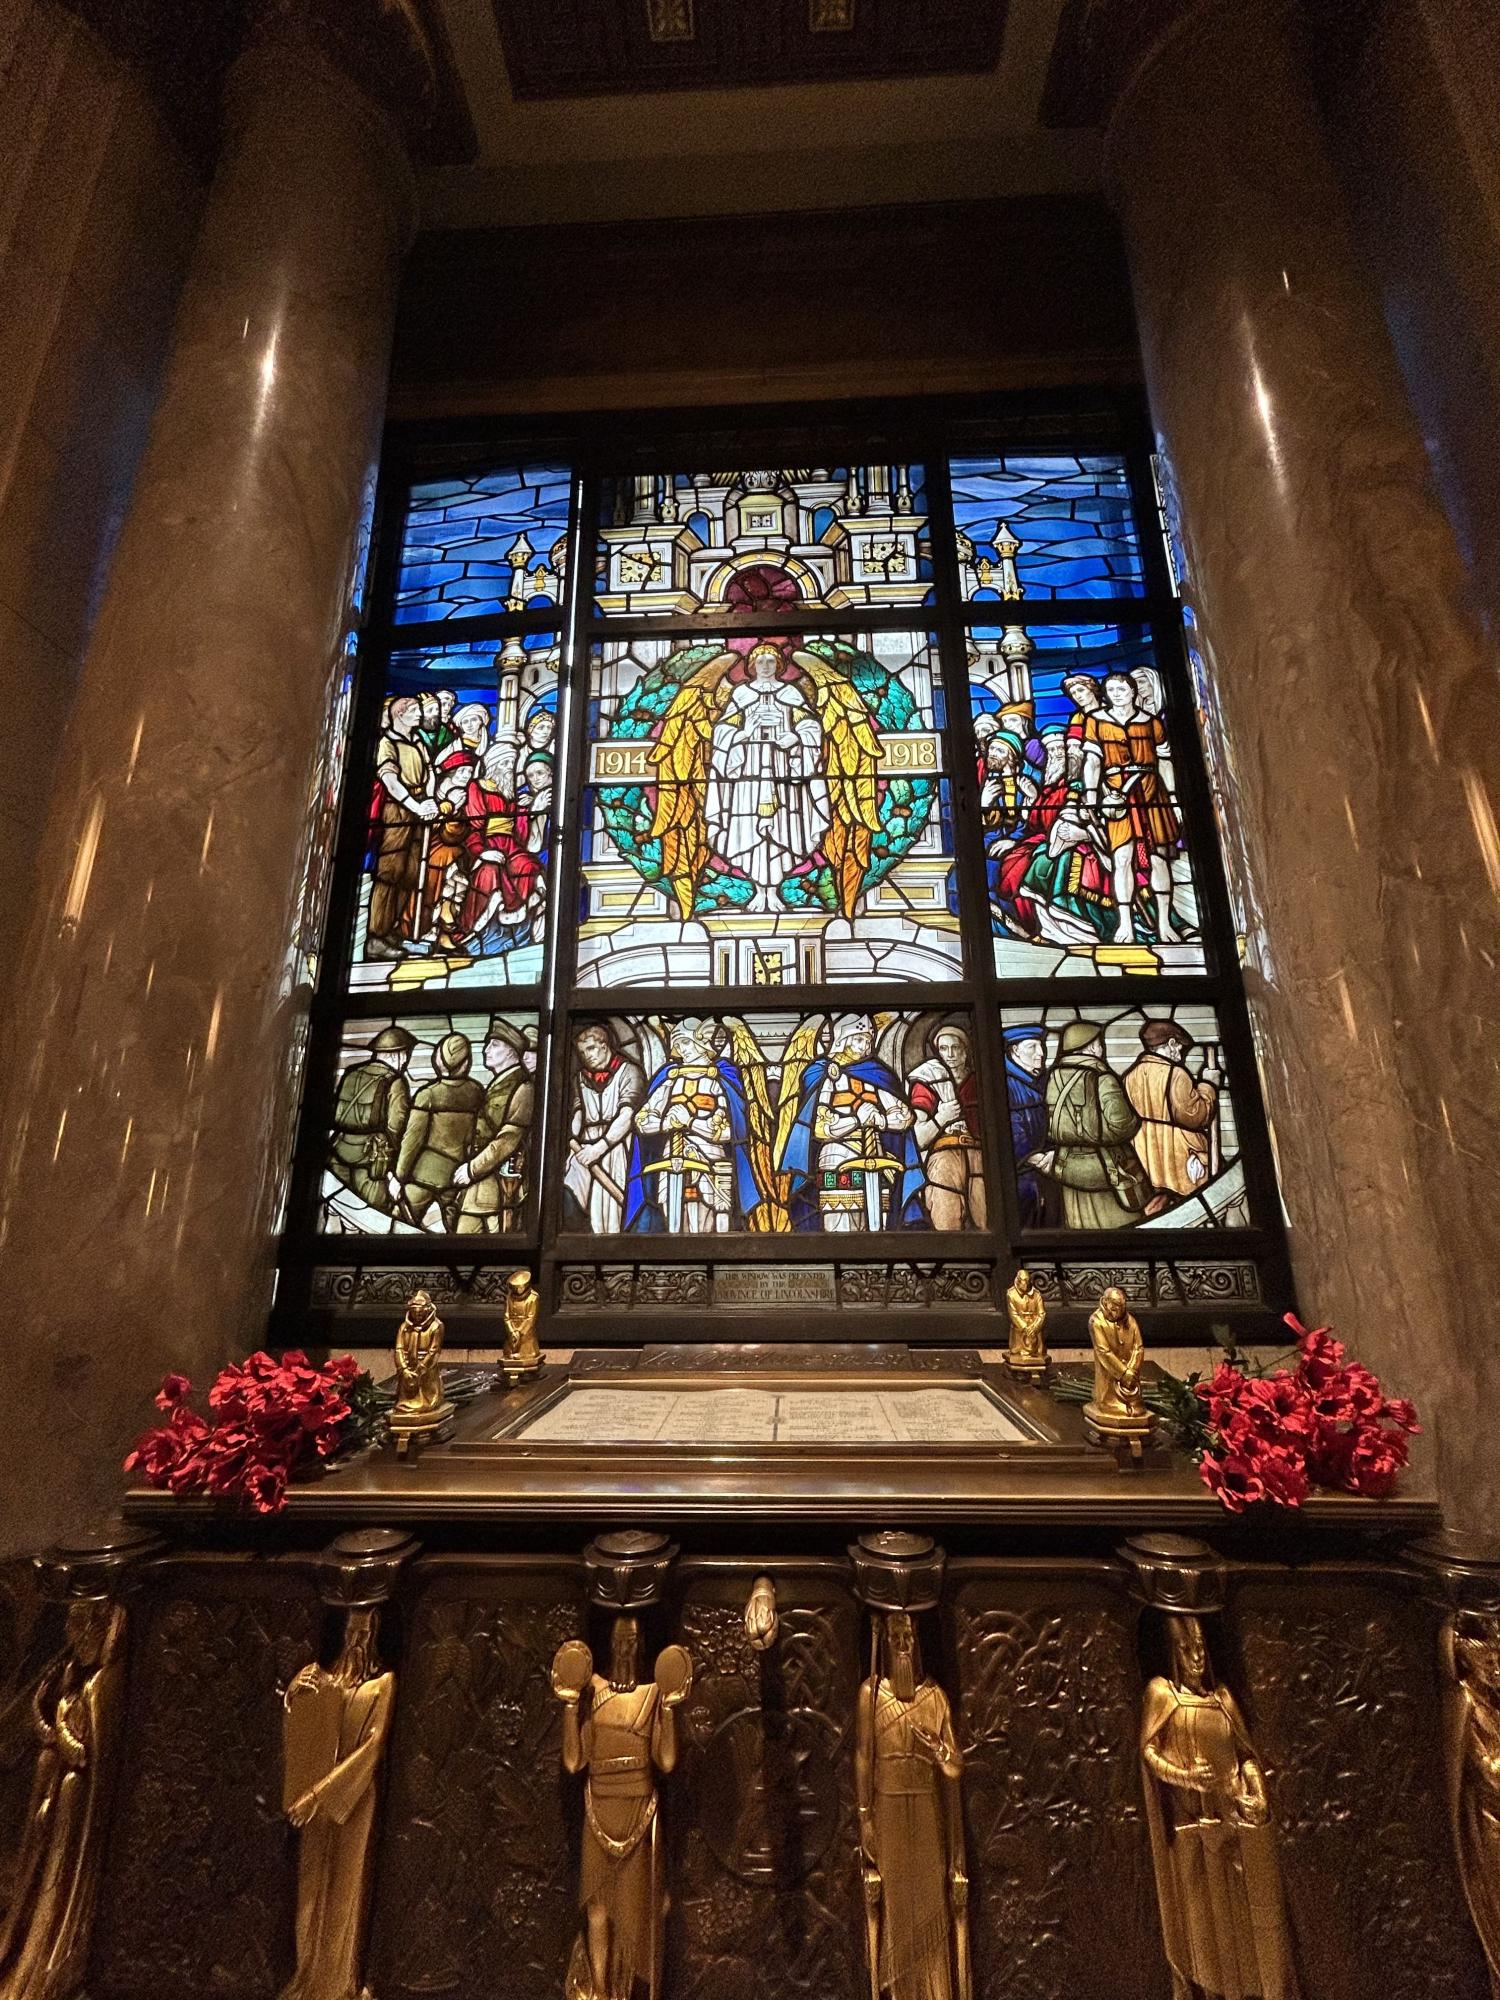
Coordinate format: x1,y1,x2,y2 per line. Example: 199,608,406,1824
0,2,201,1021
1327,0,1500,646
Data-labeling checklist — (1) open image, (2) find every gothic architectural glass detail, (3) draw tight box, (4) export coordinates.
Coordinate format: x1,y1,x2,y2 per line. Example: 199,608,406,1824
595,466,933,617
970,623,1206,976
565,1012,985,1234
1000,1003,1244,1233
396,463,571,624
950,453,1144,599
578,630,958,987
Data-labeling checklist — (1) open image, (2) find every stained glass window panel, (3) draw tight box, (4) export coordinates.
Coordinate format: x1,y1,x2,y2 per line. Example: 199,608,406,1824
565,1011,985,1235
577,631,960,988
949,453,1144,600
1000,1003,1245,1232
395,464,571,624
348,638,557,993
595,466,933,617
320,1010,539,1235
969,622,1207,977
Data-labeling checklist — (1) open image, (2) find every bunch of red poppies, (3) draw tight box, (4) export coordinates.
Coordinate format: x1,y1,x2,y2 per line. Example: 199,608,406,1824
1194,1315,1419,1512
124,1351,375,1515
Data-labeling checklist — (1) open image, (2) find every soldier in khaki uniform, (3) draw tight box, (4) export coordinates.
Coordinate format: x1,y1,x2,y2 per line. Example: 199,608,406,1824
396,1032,485,1229
327,1025,415,1217
452,1017,537,1235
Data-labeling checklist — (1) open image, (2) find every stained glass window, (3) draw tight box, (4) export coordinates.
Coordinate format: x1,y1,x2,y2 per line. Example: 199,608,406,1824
396,464,570,624
1000,1003,1244,1231
320,1011,538,1235
348,638,558,993
578,630,957,988
566,1011,984,1235
950,453,1144,600
967,623,1206,976
596,466,933,618
283,414,1290,1348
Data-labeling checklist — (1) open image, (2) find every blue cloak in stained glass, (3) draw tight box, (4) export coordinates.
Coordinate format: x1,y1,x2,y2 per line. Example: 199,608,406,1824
779,1058,927,1231
1004,1025,1048,1228
622,1060,762,1232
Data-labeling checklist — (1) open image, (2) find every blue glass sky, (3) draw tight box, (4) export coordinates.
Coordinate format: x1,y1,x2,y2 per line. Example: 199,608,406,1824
396,465,571,624
950,454,1144,599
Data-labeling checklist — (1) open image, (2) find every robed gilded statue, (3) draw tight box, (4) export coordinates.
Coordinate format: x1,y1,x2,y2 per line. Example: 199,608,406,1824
1004,1267,1048,1375
280,1605,397,2000
0,1598,126,2000
552,1617,692,2000
1441,1611,1500,1996
1141,1614,1298,2000
1084,1284,1155,1447
855,1609,971,2000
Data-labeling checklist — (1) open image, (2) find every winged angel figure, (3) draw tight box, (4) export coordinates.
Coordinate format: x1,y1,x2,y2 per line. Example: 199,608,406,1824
646,640,882,921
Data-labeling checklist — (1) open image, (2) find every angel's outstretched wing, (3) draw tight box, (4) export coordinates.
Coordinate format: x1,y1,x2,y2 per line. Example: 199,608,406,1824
793,649,882,921
773,1015,826,1172
723,1016,787,1232
647,651,737,920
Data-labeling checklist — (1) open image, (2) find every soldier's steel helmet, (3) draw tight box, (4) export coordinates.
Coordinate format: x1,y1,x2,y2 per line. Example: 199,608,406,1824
371,1026,416,1055
436,1031,473,1076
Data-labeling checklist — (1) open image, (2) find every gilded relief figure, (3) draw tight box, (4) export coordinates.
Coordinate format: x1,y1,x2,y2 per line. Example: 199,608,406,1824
1141,1614,1298,2000
1004,1267,1049,1375
1084,1284,1155,1445
280,1606,397,2000
552,1618,693,2000
855,1610,971,2000
0,1598,126,2000
1441,1611,1500,1995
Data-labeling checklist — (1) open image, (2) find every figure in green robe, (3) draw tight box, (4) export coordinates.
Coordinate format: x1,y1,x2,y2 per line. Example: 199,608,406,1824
1036,1021,1151,1228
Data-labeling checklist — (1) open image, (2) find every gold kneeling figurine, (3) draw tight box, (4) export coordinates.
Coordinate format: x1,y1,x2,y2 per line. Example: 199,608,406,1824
1084,1285,1157,1451
1005,1268,1049,1376
502,1267,541,1383
389,1288,454,1454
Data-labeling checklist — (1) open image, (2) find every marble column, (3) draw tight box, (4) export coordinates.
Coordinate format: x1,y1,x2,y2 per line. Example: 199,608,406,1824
1108,0,1500,1529
0,18,417,1550
1329,0,1500,645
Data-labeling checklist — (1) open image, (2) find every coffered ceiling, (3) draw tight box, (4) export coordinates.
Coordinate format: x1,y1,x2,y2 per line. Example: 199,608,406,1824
420,0,1103,227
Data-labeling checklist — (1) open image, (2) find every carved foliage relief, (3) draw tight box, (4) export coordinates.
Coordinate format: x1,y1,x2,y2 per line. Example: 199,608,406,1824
365,1563,587,2000
667,1571,865,2000
1233,1575,1487,2000
945,1570,1168,2000
89,1565,321,2000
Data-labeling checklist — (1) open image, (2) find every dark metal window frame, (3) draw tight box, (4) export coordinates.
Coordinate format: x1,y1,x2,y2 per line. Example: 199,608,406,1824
276,389,1294,1348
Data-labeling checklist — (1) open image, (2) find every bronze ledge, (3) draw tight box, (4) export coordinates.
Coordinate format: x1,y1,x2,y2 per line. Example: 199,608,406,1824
121,1358,1439,1532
